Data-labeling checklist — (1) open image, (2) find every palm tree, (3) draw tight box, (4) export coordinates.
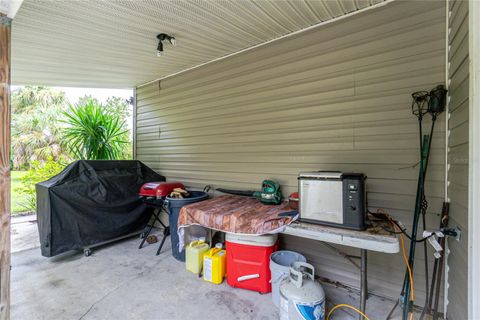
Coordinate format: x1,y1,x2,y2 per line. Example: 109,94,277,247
12,86,66,114
63,98,129,160
11,86,69,170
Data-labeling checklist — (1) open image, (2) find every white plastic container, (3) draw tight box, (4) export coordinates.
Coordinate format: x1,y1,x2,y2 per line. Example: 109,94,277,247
185,238,210,274
270,251,307,308
225,233,278,246
279,262,325,320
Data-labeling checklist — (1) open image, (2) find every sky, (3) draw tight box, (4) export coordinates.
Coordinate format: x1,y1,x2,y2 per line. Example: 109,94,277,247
11,86,134,131
12,86,133,105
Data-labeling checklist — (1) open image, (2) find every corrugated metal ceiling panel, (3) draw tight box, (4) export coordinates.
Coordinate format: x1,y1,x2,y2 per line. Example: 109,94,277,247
12,0,387,88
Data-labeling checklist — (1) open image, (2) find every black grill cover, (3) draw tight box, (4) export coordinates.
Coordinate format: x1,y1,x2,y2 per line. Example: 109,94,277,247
36,160,165,257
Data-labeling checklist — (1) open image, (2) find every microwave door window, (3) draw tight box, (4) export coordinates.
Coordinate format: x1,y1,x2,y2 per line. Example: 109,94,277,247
302,180,343,224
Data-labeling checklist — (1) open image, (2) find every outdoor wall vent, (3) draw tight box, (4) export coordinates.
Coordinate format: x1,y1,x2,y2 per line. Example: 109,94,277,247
157,33,176,57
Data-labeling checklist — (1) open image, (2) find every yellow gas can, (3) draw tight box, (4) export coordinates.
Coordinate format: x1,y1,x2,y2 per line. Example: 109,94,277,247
203,244,226,284
186,239,210,274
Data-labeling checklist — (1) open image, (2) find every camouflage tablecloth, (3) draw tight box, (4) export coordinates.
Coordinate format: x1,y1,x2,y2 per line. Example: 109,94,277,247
178,195,297,235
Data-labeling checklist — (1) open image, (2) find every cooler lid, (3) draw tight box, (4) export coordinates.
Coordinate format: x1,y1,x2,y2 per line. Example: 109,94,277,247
226,233,278,247
298,171,343,179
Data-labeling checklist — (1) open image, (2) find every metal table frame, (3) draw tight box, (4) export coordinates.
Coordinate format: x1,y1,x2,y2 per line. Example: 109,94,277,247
282,221,399,319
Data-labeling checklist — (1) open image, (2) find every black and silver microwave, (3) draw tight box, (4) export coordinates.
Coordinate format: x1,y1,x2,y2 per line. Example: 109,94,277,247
298,171,366,230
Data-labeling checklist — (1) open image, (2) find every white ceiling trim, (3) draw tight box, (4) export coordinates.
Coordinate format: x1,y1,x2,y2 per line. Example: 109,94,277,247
0,0,23,18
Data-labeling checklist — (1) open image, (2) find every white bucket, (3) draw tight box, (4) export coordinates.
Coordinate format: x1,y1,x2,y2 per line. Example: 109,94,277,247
270,250,307,308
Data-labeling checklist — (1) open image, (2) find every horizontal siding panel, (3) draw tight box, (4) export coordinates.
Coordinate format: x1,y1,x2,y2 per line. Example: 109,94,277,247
448,142,469,165
447,290,468,320
448,78,469,111
448,163,469,188
448,121,469,147
449,0,468,44
447,183,468,219
446,0,469,318
137,55,445,114
136,149,447,165
448,202,468,231
141,167,445,198
448,99,468,129
449,36,469,77
449,27,468,64
137,96,428,134
449,58,469,93
447,225,469,268
138,40,445,109
137,116,424,140
136,129,446,150
136,162,446,182
136,0,446,308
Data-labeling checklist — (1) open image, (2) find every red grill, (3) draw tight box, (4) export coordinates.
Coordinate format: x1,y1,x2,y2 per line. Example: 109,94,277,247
138,181,185,256
139,181,185,199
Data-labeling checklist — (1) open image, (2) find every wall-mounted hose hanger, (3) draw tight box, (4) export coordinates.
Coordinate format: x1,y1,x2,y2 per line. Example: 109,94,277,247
428,85,447,116
411,85,447,120
156,33,176,57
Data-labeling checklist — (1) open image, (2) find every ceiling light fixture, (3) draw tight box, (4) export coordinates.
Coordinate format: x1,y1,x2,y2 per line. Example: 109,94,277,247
156,33,176,57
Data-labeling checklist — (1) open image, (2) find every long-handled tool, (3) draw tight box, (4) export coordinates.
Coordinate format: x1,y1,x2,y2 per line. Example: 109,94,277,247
402,86,446,320
385,85,446,320
420,202,449,320
217,179,282,205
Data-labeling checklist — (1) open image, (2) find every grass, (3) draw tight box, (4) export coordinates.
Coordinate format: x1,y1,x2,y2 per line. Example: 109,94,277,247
11,171,31,215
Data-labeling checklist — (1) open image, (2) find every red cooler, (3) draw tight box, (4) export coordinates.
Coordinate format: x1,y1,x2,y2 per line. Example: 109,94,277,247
226,233,278,293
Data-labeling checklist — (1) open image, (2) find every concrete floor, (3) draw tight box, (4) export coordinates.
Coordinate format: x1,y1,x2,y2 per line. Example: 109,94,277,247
11,215,414,320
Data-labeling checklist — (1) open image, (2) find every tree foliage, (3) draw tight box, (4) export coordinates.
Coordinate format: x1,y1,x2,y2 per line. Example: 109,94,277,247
63,98,130,160
11,87,133,212
11,86,70,170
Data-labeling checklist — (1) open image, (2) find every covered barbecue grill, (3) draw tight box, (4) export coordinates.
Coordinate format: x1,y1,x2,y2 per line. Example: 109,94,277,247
36,160,165,257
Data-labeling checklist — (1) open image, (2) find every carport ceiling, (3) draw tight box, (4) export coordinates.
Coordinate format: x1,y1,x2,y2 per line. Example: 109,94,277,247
12,0,387,88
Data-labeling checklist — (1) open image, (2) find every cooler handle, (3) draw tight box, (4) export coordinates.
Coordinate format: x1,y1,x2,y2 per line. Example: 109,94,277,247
237,274,260,282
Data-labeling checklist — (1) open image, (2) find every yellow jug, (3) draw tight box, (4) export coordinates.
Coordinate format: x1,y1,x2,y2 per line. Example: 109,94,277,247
186,239,210,274
203,244,226,284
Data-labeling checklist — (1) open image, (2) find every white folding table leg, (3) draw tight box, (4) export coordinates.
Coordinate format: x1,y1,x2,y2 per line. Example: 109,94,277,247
360,249,368,320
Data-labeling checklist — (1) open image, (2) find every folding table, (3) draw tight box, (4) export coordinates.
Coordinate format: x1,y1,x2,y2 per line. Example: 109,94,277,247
282,221,400,319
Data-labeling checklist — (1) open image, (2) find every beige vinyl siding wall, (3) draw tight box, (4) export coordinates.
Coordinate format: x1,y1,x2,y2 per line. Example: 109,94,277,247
446,0,469,319
136,0,446,305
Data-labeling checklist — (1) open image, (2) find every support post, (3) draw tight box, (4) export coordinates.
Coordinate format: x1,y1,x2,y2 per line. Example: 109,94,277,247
360,249,368,320
469,1,480,318
132,87,137,160
0,14,11,320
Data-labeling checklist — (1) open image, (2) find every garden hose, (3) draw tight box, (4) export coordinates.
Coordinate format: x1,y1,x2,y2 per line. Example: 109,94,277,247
327,304,371,320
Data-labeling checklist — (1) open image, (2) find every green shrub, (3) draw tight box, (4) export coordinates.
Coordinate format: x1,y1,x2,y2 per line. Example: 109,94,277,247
15,159,65,212
63,98,129,160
